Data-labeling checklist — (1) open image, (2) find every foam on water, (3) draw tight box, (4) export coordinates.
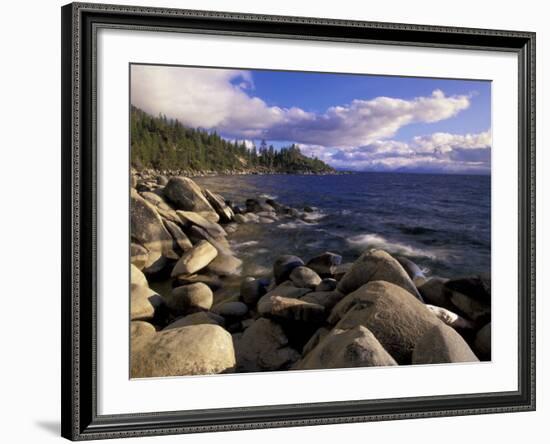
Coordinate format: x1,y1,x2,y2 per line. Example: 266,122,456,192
347,233,437,260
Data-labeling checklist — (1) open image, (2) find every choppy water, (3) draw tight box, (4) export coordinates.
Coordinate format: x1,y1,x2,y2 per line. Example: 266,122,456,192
193,172,491,280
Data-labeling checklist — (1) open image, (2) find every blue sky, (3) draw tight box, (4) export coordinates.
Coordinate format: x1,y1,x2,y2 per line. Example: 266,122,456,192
131,64,491,174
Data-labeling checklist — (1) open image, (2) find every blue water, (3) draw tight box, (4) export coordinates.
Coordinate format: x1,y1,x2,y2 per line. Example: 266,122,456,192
194,173,491,279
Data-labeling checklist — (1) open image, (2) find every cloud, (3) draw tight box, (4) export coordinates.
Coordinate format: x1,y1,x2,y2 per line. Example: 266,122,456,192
131,65,471,148
321,130,491,173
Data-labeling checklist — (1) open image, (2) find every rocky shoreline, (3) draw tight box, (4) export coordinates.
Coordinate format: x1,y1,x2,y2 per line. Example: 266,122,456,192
130,170,491,378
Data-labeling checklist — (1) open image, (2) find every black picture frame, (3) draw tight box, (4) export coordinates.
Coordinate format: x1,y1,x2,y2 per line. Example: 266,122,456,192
61,2,536,440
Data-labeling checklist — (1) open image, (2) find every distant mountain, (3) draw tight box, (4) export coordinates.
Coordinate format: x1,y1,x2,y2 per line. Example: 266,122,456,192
130,106,336,174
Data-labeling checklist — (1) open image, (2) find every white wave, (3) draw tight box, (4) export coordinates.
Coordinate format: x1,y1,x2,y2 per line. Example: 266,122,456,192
232,240,259,248
347,233,436,259
259,193,278,200
278,219,317,230
301,210,327,222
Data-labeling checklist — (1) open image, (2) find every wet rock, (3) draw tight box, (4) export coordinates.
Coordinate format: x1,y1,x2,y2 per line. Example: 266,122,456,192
316,278,337,292
165,282,213,314
412,323,480,364
337,249,422,300
395,255,426,286
296,326,398,370
131,324,236,377
474,322,491,359
273,255,305,284
213,301,249,318
418,277,453,310
240,277,269,305
289,266,322,289
234,318,300,372
170,240,218,277
306,251,342,277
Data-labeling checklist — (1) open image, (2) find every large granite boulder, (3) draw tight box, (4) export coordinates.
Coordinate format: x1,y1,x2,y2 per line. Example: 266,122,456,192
163,177,216,215
204,189,234,222
163,219,193,252
412,323,480,364
418,277,453,310
163,311,225,330
206,253,243,277
296,326,397,370
176,210,226,239
170,240,218,277
332,281,441,364
130,243,148,270
131,324,236,377
234,318,300,372
337,249,422,300
130,189,177,272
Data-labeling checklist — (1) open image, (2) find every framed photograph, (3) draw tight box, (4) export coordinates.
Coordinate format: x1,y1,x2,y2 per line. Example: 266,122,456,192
61,2,536,440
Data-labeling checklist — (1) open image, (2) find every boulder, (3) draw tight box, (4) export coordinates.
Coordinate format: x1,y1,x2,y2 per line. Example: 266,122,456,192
474,322,491,359
246,199,274,213
315,278,337,292
263,281,312,299
258,294,325,323
212,301,249,318
130,321,156,353
306,252,343,277
412,323,480,364
333,281,441,364
130,263,148,287
130,189,177,271
131,324,236,377
163,177,216,215
395,255,426,286
157,175,169,186
163,311,225,330
206,253,243,277
176,210,226,239
296,326,398,370
265,199,284,213
233,318,300,372
300,290,344,311
301,327,330,356
165,282,213,314
173,273,223,291
426,305,475,330
449,291,491,322
170,240,218,277
333,263,353,281
187,225,232,256
289,266,322,289
163,219,193,252
240,277,269,305
337,249,422,300
273,255,305,284
418,277,453,310
445,274,491,304
130,284,163,321
204,189,234,222
130,243,148,270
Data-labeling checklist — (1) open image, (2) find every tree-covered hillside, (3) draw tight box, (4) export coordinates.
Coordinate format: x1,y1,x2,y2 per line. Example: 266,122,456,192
130,106,336,174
